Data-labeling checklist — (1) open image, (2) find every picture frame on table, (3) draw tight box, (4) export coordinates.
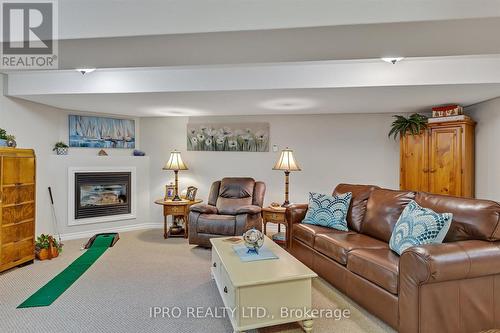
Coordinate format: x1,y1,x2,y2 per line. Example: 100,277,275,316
186,186,198,201
165,184,175,200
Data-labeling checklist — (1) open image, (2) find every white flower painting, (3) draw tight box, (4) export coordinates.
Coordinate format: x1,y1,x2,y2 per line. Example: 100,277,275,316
187,123,269,152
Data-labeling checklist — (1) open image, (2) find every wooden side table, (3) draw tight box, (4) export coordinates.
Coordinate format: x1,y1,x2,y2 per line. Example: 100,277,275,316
262,206,290,248
154,199,202,239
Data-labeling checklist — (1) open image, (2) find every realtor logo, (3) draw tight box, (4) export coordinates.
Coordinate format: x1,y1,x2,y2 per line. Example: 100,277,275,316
1,0,58,69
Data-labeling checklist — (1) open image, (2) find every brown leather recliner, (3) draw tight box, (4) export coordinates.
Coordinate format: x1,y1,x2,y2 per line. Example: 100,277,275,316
288,184,500,333
188,177,266,247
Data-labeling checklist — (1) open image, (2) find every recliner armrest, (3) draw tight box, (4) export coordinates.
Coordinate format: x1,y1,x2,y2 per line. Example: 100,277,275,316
286,203,309,224
400,240,500,284
189,204,218,214
235,205,262,215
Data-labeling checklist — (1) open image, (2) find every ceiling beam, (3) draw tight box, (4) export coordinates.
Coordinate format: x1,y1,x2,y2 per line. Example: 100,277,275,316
6,55,500,97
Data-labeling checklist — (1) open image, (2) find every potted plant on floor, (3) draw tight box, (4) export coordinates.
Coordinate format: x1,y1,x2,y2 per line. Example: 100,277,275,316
53,141,69,155
35,234,63,260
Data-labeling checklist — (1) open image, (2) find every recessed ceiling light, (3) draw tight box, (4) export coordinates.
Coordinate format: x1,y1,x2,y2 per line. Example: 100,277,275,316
259,98,317,111
148,107,207,116
381,57,404,65
76,68,96,75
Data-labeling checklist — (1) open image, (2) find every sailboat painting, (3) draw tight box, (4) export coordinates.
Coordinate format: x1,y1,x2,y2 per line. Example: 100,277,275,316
69,115,135,148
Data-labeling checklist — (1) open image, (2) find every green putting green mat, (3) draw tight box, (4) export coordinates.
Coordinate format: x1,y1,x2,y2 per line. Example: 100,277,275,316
18,234,116,308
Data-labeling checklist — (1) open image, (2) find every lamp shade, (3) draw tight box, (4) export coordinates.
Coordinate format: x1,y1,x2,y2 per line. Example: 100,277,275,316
273,148,301,171
163,150,188,171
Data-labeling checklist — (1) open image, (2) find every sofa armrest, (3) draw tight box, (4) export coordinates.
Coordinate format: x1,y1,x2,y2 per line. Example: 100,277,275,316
190,204,218,214
399,240,500,333
286,203,309,224
235,205,262,215
400,240,500,284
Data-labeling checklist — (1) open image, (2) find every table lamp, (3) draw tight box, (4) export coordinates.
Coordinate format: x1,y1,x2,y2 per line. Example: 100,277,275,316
163,150,188,201
273,147,301,206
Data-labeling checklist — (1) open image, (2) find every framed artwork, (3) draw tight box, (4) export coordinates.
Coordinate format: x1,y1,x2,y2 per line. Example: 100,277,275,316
164,184,175,200
69,115,135,148
186,186,198,201
187,123,269,152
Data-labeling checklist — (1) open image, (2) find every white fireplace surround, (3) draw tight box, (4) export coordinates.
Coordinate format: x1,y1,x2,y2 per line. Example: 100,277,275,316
68,167,137,226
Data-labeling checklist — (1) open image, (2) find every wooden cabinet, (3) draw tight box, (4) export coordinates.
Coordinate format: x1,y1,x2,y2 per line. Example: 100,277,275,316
400,119,475,197
0,148,36,272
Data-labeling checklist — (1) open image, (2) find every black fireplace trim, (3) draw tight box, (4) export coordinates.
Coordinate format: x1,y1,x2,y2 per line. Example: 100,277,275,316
75,172,132,220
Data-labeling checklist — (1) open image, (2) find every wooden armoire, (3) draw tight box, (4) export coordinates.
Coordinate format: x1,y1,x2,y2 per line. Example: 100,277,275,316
0,148,36,272
400,118,475,197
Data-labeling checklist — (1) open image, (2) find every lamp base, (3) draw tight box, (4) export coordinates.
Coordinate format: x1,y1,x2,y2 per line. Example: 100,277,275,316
281,201,291,208
172,195,182,201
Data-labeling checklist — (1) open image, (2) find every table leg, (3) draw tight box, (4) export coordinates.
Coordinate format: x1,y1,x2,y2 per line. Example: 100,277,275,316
184,213,189,238
286,223,291,249
278,223,281,233
164,215,168,239
263,221,267,236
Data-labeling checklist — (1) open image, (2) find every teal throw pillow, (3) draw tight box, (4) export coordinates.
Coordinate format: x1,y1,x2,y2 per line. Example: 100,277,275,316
302,192,352,231
389,200,453,255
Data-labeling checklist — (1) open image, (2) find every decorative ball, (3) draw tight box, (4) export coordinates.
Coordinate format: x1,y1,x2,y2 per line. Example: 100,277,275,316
243,228,264,253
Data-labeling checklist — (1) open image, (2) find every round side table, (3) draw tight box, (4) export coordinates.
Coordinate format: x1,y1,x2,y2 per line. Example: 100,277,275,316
154,199,202,239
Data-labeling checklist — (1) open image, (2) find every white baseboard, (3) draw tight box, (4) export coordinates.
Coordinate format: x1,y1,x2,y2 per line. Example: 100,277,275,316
60,222,163,241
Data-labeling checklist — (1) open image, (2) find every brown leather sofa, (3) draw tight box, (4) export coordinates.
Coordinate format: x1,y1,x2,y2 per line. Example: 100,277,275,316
188,177,265,247
288,184,500,333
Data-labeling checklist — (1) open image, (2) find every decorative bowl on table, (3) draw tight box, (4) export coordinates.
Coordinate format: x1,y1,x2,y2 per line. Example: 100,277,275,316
243,228,264,254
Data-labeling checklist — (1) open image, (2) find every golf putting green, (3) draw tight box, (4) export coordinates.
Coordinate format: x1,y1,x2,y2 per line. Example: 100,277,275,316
18,234,116,308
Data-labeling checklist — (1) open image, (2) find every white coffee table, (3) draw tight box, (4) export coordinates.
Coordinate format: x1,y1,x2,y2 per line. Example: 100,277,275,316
210,236,318,333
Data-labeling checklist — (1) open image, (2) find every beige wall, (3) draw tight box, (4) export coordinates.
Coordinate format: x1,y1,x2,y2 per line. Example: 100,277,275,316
140,114,401,223
467,97,500,202
0,75,145,237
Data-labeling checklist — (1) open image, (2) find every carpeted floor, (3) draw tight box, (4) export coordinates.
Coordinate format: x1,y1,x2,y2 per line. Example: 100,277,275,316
0,229,394,333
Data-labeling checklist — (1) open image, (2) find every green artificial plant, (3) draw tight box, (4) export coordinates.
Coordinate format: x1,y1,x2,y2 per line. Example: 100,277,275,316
388,113,428,140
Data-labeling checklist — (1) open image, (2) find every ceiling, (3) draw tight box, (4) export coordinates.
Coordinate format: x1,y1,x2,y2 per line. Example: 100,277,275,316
4,1,500,117
58,0,500,39
16,84,500,117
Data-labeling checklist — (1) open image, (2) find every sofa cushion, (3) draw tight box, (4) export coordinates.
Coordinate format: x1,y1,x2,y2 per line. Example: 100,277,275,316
293,223,350,247
362,188,415,242
302,192,352,231
415,192,500,242
333,184,379,233
197,214,236,235
314,233,388,265
389,200,453,255
348,248,400,294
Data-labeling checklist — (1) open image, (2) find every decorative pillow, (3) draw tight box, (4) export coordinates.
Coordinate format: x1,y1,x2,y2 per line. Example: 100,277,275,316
302,192,352,231
389,200,453,255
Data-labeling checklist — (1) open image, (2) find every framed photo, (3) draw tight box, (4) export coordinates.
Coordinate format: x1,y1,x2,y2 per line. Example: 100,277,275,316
164,184,175,200
186,186,198,201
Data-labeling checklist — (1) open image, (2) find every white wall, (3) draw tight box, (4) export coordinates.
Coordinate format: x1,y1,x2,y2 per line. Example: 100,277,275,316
467,97,500,202
140,114,400,223
0,75,146,237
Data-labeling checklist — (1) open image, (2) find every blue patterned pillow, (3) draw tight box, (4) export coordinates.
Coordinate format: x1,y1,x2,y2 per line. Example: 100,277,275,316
389,200,453,255
301,192,352,231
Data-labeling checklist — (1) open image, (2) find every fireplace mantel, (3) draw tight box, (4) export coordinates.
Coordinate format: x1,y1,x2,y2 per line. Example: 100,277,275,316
68,167,137,226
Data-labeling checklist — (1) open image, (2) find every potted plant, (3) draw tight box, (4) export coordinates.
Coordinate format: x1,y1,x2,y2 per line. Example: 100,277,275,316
5,134,16,147
0,128,7,147
53,141,69,155
35,234,63,260
388,113,428,140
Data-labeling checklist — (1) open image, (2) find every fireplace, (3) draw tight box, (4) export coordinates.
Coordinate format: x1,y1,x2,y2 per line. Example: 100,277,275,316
74,172,131,220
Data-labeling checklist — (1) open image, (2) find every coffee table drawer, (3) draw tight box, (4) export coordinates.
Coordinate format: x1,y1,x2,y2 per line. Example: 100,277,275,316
211,249,222,281
220,266,236,310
